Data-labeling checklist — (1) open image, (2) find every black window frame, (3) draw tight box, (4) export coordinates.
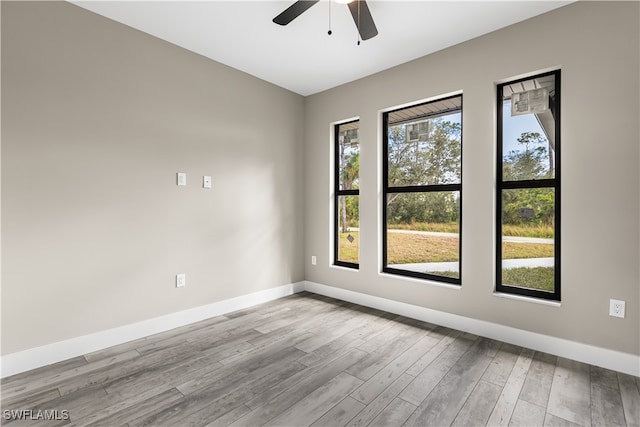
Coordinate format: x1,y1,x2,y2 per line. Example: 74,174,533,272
334,119,360,269
496,69,561,301
382,94,463,285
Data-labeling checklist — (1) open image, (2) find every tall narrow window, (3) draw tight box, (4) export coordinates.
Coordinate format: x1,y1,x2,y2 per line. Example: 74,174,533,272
383,95,462,284
334,120,360,268
497,70,560,300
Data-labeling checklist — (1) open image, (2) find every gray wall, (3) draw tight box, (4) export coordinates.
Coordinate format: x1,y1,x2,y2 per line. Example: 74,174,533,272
1,1,305,355
304,1,640,356
2,1,639,360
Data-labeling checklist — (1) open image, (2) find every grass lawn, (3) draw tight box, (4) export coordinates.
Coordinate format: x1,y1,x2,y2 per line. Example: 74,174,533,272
503,242,553,259
502,267,554,292
387,222,459,233
388,222,553,239
338,231,553,265
337,231,359,263
387,233,458,264
338,230,554,291
430,270,459,278
502,224,554,239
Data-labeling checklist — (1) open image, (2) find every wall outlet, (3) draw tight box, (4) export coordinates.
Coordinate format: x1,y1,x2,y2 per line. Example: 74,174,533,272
609,299,625,318
311,256,317,265
176,273,186,288
203,176,212,189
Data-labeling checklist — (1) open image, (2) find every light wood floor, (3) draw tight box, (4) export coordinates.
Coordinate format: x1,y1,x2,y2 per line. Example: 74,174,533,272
2,292,639,427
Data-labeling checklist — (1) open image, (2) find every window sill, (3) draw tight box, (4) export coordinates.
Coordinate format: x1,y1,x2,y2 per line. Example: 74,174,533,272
492,291,561,307
330,264,360,273
379,272,461,290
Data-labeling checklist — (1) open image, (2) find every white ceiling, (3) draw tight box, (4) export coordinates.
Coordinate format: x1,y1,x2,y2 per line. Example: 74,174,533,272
71,0,573,96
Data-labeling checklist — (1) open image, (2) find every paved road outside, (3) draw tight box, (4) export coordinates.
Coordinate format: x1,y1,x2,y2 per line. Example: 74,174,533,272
390,257,553,274
347,228,554,274
387,229,553,245
351,228,553,245
384,229,553,274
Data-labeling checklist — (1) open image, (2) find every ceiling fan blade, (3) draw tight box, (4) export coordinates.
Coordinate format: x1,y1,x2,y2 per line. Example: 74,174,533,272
273,0,320,26
348,0,378,40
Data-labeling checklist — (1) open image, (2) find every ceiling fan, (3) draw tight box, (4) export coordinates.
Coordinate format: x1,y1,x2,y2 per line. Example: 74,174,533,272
273,0,378,41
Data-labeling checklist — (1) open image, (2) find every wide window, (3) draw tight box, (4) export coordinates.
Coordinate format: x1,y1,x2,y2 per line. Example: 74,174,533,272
334,120,360,268
383,95,462,284
497,70,560,300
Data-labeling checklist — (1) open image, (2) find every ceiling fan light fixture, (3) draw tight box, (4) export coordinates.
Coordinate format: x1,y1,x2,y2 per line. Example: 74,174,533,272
273,0,377,41
335,0,354,4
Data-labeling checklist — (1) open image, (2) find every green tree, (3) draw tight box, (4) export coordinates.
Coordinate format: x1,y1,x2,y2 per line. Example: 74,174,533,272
386,118,461,225
502,188,555,227
339,134,359,232
503,132,549,181
502,132,555,227
340,152,359,190
387,119,461,187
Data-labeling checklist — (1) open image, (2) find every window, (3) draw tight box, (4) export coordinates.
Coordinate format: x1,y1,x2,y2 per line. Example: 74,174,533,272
334,120,360,268
497,70,560,300
382,95,462,284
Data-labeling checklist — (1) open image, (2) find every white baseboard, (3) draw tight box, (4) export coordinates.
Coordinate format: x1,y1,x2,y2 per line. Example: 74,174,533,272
3,280,638,378
303,281,640,377
0,282,305,378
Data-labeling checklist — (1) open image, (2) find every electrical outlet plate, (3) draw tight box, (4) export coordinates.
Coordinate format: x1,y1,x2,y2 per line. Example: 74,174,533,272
177,172,187,186
311,256,317,265
176,273,186,288
203,176,212,189
609,299,625,318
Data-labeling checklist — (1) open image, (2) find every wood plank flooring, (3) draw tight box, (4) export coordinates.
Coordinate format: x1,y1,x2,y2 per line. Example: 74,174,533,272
2,292,639,426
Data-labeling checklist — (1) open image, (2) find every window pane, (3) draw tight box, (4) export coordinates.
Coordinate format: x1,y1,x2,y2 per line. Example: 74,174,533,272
501,188,555,292
501,75,556,181
337,195,359,264
337,122,359,190
386,191,460,279
387,111,461,187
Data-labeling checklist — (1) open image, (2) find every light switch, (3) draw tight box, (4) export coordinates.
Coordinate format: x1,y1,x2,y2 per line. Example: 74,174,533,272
177,172,187,186
203,176,212,189
176,273,186,288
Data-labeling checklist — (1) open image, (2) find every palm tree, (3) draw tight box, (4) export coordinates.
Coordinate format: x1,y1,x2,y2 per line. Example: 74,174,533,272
339,143,359,233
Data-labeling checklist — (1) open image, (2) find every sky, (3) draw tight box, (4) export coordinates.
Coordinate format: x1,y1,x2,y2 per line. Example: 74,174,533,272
502,101,547,154
382,104,545,158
